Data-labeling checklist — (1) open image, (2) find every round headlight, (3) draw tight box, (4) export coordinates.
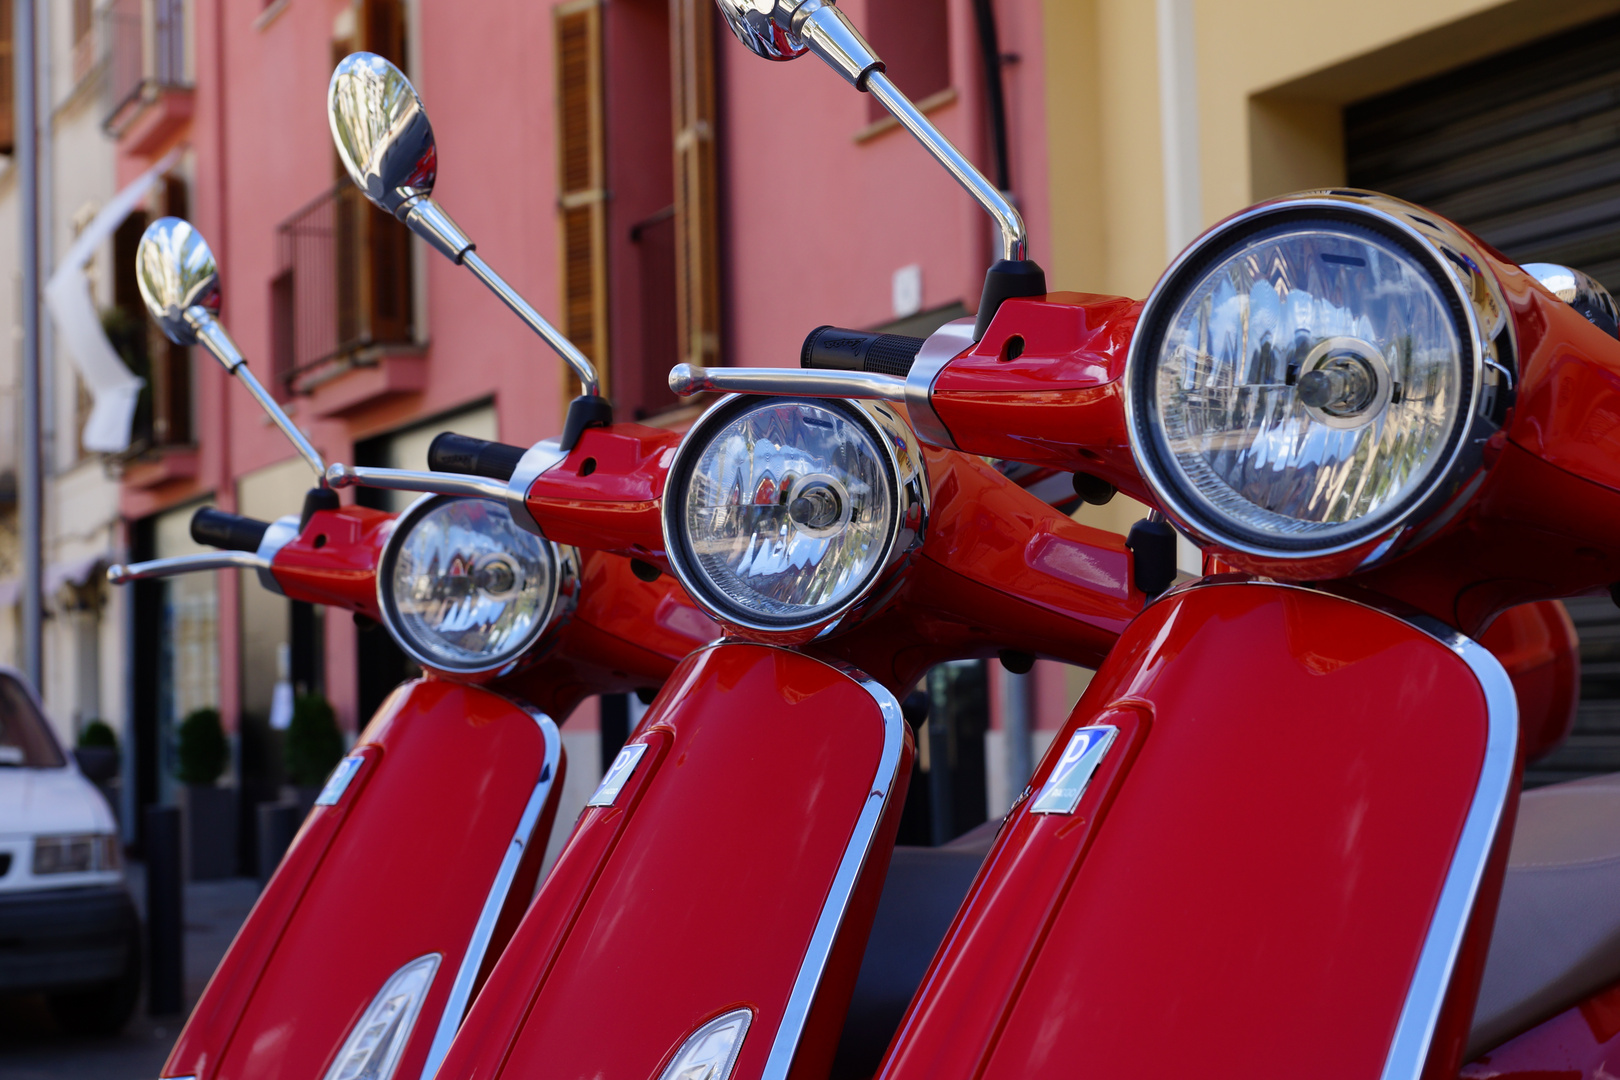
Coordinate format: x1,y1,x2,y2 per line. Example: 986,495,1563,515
1126,191,1513,562
662,396,925,635
378,495,573,674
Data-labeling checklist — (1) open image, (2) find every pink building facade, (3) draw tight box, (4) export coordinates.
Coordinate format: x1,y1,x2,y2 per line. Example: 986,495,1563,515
109,0,1071,833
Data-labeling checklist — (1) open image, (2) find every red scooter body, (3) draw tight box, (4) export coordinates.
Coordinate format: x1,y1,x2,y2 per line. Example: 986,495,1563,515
877,582,1517,1080
168,682,562,1080
439,643,910,1080
158,504,716,1080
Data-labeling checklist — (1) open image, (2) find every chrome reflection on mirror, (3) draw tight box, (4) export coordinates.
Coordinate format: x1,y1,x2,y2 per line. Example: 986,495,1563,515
713,0,808,61
134,216,219,348
327,52,602,397
328,51,437,220
134,217,328,481
1524,262,1620,339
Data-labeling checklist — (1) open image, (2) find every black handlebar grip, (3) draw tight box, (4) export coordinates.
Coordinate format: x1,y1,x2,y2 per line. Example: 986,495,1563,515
427,432,528,482
190,508,272,553
801,325,926,378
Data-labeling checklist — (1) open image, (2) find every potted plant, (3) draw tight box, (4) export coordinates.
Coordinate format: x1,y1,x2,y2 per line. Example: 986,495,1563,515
175,707,237,880
284,693,344,819
74,720,120,785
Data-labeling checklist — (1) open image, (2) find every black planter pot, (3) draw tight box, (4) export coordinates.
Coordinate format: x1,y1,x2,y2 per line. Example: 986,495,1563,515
181,785,239,881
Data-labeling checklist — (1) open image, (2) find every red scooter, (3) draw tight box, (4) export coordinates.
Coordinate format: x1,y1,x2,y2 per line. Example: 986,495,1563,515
603,2,1620,1075
115,217,717,1080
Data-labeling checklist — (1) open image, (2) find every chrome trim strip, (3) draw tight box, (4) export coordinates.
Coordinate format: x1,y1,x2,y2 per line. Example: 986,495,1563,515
902,317,974,450
326,462,510,502
418,707,562,1080
1379,616,1517,1080
760,656,906,1080
106,550,269,584
668,363,907,401
252,514,302,596
505,438,568,538
1162,578,1518,1080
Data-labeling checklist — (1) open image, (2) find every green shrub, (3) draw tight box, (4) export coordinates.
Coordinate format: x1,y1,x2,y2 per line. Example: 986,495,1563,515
285,694,344,787
77,720,117,750
175,708,228,786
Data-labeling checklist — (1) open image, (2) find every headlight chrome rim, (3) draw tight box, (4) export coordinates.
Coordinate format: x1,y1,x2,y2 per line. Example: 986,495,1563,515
661,394,927,637
1124,189,1515,564
376,494,578,675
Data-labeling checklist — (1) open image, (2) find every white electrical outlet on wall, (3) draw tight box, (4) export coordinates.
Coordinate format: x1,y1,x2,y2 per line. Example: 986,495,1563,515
892,264,922,319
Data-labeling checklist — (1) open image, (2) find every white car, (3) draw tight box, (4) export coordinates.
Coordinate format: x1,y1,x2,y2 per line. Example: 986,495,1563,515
0,667,140,1034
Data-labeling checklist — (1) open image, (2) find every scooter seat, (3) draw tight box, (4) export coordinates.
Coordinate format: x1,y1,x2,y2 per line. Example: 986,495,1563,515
1469,770,1620,1057
832,823,999,1079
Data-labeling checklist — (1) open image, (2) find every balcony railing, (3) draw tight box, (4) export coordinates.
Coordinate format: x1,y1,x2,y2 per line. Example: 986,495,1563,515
102,0,188,133
272,184,415,395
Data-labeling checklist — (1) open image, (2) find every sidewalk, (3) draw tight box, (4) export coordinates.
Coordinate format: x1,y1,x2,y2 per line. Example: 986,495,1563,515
0,870,259,1080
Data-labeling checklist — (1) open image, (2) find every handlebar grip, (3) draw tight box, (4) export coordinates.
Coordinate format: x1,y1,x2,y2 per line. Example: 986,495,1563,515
801,325,926,378
427,432,528,482
190,508,271,553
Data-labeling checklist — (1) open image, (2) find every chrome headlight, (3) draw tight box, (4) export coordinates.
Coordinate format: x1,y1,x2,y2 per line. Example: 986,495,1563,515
1125,190,1514,566
377,495,576,674
662,396,926,636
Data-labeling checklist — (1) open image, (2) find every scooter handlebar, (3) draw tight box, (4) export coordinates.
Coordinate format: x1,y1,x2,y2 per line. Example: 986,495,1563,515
801,325,926,378
427,432,528,482
191,507,272,553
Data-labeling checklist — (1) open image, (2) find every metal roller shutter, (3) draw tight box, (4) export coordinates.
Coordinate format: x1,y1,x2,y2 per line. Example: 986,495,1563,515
1347,16,1620,785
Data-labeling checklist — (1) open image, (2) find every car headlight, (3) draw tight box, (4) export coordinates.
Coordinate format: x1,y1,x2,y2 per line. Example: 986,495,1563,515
662,396,926,636
377,496,577,674
33,833,120,875
1125,190,1514,566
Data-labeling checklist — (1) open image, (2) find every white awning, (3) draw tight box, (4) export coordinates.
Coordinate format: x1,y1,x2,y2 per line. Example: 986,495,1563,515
45,148,181,453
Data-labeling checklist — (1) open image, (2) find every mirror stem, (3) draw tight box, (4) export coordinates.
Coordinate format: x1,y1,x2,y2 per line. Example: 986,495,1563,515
458,249,602,397
184,306,329,484
864,69,1025,262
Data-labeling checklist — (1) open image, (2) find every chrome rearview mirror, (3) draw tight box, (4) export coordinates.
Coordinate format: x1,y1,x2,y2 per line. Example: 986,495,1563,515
327,53,604,403
328,52,437,220
135,217,327,481
709,0,1038,341
712,0,809,61
134,216,220,347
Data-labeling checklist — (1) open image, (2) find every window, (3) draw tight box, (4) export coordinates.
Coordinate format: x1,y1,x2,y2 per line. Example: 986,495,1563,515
556,0,609,403
111,177,194,452
863,0,951,123
271,0,414,395
0,0,13,156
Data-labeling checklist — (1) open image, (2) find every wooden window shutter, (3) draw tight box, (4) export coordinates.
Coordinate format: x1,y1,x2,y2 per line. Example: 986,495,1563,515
556,0,609,401
671,0,721,368
0,0,14,157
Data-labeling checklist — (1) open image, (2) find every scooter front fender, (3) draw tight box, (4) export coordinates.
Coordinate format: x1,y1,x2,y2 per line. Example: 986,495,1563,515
437,643,911,1080
880,582,1520,1080
163,680,564,1080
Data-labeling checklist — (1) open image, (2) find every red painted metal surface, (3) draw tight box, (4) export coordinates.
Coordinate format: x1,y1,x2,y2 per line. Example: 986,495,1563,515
1479,601,1580,763
1463,979,1620,1078
435,644,910,1080
927,293,1151,502
878,583,1501,1080
269,505,396,619
523,424,679,562
163,681,562,1080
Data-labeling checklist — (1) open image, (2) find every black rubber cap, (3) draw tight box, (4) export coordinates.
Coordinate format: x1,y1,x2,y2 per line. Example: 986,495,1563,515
560,394,614,452
427,432,529,481
801,325,926,377
191,507,271,553
973,259,1048,341
998,649,1035,675
300,486,341,532
1071,473,1117,506
1125,517,1178,597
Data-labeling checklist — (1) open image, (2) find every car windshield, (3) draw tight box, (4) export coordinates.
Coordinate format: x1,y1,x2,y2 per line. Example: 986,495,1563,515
0,675,65,768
